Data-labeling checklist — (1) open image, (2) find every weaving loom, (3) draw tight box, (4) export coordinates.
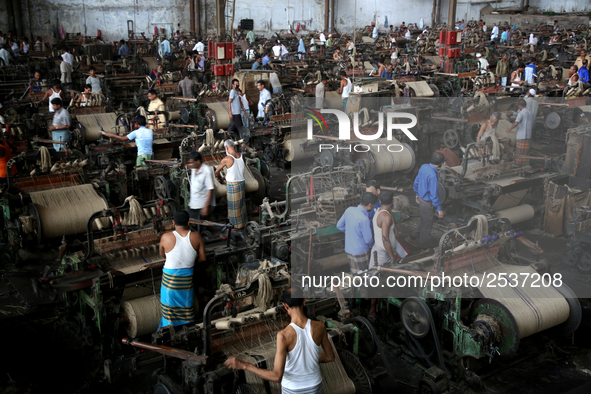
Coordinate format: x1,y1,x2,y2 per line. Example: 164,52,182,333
77,113,118,141
120,274,361,394
376,215,581,365
25,184,109,239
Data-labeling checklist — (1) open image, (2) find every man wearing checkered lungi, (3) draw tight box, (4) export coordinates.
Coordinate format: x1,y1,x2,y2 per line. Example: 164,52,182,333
507,99,533,166
215,139,247,229
336,192,377,274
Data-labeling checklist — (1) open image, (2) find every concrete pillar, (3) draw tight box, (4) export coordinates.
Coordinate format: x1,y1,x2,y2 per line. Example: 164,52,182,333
195,0,201,37
216,0,225,39
448,0,457,29
191,0,195,33
6,0,16,33
325,0,329,32
12,0,22,37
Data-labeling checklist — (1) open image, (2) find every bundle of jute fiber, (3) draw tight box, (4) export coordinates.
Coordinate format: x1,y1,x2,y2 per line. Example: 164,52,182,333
238,336,356,394
37,146,51,173
469,214,489,240
122,196,146,226
30,184,108,238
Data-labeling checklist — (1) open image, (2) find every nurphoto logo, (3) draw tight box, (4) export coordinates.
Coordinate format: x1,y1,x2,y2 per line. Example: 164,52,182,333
305,108,419,153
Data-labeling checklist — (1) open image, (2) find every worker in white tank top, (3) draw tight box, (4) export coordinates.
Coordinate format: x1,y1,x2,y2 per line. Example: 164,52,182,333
158,210,206,328
337,71,352,112
225,289,336,394
42,79,65,113
369,191,407,268
215,139,248,228
159,210,205,269
510,64,524,92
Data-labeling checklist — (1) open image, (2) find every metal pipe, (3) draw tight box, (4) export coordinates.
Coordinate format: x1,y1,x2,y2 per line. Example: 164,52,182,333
202,294,226,356
376,265,437,278
122,338,208,363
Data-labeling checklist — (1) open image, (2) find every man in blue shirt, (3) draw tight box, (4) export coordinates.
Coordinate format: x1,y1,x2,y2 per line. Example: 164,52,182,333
336,192,377,273
406,152,444,252
366,180,381,220
262,51,271,66
119,39,131,58
161,37,171,57
579,60,589,84
101,115,153,167
380,64,393,80
524,60,536,85
251,54,262,70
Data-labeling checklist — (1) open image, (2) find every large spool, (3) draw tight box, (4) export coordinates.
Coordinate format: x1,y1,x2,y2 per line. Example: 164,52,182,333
205,102,231,130
120,295,161,338
29,184,108,239
470,264,574,356
168,110,181,121
495,204,535,224
355,137,415,179
76,113,118,142
283,138,316,162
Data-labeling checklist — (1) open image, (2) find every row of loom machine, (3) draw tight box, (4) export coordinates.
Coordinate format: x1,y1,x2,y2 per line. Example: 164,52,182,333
1,24,591,394
18,166,583,394
2,142,584,394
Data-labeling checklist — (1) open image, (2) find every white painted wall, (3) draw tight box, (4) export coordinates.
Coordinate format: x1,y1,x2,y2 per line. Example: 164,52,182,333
26,0,190,43
334,0,447,31
535,0,590,13
203,0,327,35
10,0,591,43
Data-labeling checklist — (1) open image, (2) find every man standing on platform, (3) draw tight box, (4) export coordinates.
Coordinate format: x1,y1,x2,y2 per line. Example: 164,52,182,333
228,79,247,140
215,140,247,229
158,210,205,329
506,100,533,166
186,151,216,232
101,116,153,167
406,152,444,253
48,98,71,151
336,192,377,274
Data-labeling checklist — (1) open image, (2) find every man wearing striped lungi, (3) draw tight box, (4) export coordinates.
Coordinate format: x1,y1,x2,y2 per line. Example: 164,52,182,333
158,210,205,329
215,140,247,229
506,99,533,166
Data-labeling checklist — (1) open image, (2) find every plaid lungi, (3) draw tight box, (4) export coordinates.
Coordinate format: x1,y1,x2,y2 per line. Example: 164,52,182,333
282,383,324,394
227,180,247,229
346,251,370,274
159,268,195,328
516,138,530,166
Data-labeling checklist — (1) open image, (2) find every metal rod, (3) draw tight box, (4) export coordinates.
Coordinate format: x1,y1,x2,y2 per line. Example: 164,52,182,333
122,338,207,363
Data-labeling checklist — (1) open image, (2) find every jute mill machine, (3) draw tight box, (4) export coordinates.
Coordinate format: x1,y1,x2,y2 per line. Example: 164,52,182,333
32,195,268,363
354,216,582,392
114,272,374,394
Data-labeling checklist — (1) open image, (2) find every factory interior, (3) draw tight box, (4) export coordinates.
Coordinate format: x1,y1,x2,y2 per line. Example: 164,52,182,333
3,0,591,393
